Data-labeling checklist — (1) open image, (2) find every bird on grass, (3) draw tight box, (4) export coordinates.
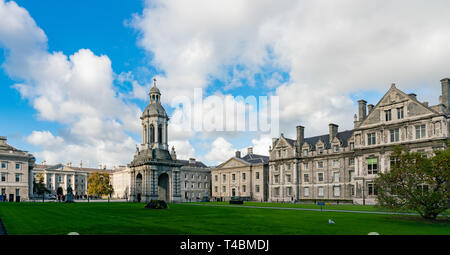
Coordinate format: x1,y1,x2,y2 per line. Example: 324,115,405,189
328,219,335,224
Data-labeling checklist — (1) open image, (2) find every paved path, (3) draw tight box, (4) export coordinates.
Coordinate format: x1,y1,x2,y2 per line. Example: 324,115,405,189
23,199,129,203
0,219,7,235
185,203,447,217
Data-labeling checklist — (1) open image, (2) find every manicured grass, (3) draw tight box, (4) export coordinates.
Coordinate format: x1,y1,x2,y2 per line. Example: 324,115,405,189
190,201,417,213
0,202,448,235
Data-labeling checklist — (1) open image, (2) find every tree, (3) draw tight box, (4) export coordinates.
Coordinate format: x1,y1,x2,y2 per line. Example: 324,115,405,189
87,172,114,201
375,145,449,220
33,173,50,203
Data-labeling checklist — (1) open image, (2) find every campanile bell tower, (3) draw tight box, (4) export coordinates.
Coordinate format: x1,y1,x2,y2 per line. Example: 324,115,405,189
141,78,169,151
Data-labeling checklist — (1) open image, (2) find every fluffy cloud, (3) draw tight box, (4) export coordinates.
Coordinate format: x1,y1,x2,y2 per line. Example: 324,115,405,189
27,131,64,150
168,140,196,160
204,137,237,164
0,0,141,167
133,0,450,140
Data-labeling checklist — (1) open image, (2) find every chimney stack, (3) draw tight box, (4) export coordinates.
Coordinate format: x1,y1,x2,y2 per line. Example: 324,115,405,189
189,158,195,165
358,100,367,121
235,151,241,158
0,136,6,146
329,123,338,141
441,78,450,113
368,104,374,114
296,125,304,147
247,147,253,155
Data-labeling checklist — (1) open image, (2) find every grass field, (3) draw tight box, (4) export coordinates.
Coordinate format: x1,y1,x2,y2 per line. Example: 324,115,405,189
190,201,413,212
194,201,450,213
0,202,449,235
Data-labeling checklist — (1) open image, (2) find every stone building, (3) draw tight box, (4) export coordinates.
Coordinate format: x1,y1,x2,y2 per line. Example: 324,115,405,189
111,167,131,199
211,147,269,202
178,157,210,201
127,80,210,203
269,78,449,204
32,162,118,198
0,136,35,201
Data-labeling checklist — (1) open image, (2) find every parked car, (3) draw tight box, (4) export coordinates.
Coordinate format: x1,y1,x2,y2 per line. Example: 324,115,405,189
201,196,210,202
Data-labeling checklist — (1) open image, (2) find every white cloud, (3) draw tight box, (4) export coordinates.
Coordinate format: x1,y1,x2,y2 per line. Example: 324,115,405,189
168,140,196,160
0,0,141,166
27,131,64,150
204,137,237,165
133,0,450,139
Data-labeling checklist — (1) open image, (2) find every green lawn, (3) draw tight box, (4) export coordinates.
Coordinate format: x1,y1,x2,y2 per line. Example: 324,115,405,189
192,201,450,214
0,202,448,235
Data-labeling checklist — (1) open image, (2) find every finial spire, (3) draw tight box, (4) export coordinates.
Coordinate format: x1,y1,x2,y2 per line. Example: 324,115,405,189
153,78,157,87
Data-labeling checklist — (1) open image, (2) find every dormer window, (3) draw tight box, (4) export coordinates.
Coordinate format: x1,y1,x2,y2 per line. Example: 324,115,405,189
349,142,354,150
318,147,323,154
333,145,339,153
303,149,308,156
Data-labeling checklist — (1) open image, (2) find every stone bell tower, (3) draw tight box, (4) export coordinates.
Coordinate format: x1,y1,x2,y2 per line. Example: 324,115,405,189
141,78,169,151
129,78,182,203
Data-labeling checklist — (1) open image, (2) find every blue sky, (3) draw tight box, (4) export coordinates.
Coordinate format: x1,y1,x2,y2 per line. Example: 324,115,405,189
0,0,449,167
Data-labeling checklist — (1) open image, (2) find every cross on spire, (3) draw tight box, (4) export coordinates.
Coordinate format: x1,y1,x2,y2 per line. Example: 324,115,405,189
153,78,157,87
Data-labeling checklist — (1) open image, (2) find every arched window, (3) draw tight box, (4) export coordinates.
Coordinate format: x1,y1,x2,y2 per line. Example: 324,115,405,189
150,124,155,143
158,124,163,144
143,125,147,144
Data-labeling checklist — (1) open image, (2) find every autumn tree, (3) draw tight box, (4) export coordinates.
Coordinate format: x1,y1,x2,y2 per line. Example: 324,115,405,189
87,172,114,201
375,145,449,220
33,173,50,203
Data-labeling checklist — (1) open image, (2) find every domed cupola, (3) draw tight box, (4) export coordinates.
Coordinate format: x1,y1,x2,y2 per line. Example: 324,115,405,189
141,78,169,151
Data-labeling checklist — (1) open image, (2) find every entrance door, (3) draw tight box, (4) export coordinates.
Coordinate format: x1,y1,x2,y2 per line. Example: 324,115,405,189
135,173,142,202
232,188,236,197
158,173,169,202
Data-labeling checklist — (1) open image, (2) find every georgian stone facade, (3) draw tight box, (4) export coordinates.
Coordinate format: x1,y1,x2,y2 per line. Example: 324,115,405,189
32,162,119,198
180,158,210,201
269,78,450,204
0,136,35,201
211,148,269,202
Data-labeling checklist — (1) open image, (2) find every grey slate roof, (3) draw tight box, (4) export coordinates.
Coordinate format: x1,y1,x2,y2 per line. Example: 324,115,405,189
276,130,354,151
241,153,269,164
176,159,208,168
304,130,354,150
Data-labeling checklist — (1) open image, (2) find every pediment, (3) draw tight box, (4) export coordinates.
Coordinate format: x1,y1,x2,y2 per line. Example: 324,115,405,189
360,86,436,127
331,137,341,145
302,141,310,149
316,140,325,148
216,157,249,169
273,135,294,149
